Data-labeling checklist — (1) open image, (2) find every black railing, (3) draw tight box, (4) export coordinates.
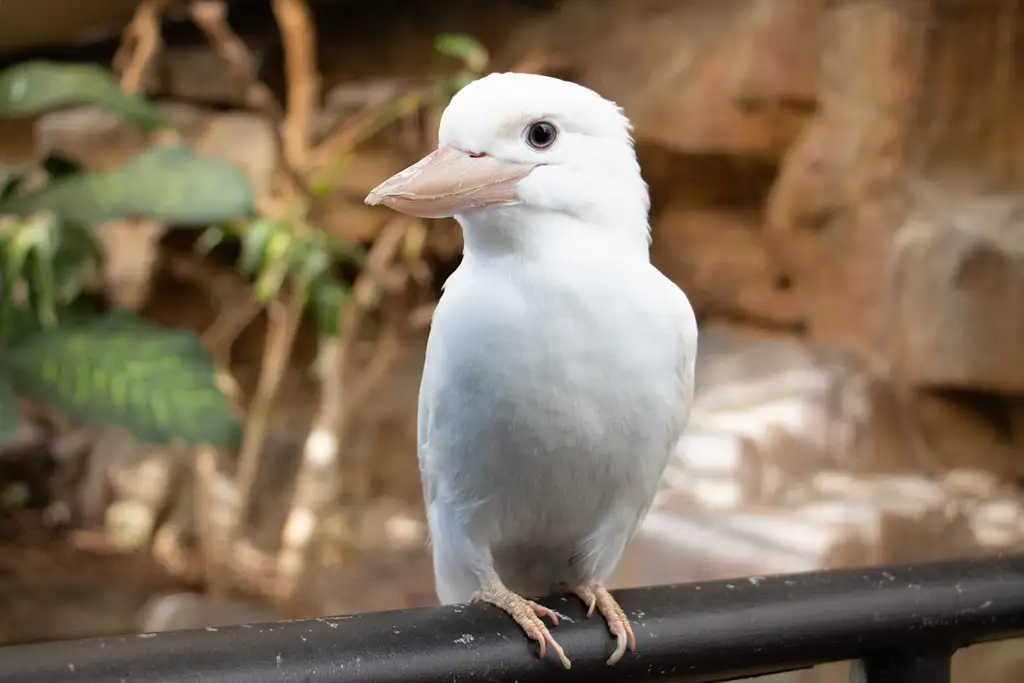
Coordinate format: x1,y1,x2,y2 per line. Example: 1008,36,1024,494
0,554,1022,683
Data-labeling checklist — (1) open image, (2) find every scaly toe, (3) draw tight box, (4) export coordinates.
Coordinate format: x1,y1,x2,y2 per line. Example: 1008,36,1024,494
475,584,571,669
570,585,598,617
590,584,637,666
527,600,560,626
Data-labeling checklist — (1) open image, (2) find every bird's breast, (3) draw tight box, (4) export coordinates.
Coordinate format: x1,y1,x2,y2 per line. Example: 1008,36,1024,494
423,257,683,546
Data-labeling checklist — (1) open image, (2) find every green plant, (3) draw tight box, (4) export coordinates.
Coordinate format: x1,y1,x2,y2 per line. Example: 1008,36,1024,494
0,61,252,446
198,215,361,341
4,312,241,446
0,60,169,130
308,33,487,212
0,147,254,225
434,34,489,97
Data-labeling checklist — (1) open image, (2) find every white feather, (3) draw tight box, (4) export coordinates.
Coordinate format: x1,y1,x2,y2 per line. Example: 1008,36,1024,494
418,72,698,602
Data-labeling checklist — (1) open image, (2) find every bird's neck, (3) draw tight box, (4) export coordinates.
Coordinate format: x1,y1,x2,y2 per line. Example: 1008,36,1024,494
458,206,651,262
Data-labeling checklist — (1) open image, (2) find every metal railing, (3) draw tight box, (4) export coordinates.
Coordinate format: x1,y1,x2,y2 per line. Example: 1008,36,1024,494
0,554,1022,683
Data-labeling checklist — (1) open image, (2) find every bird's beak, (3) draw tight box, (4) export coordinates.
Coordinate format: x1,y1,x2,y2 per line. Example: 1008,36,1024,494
364,146,538,219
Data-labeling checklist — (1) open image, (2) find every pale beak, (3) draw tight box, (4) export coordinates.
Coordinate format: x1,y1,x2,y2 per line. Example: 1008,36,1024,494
364,146,538,219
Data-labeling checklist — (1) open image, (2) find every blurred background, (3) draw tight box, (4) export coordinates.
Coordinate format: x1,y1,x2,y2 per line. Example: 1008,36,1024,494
0,1,1022,681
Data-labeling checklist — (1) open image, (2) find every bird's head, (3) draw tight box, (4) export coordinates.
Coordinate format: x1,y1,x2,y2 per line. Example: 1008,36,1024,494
366,72,650,251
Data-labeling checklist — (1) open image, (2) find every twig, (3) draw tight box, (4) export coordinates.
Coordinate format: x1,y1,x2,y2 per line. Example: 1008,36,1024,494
274,219,412,600
230,291,304,545
189,0,311,200
195,0,323,560
307,91,424,174
344,308,404,421
270,0,321,171
162,253,261,362
273,336,341,600
114,0,169,94
201,299,262,362
352,217,414,306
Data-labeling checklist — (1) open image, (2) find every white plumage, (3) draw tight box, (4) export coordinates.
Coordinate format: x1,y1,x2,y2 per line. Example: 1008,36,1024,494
367,72,697,668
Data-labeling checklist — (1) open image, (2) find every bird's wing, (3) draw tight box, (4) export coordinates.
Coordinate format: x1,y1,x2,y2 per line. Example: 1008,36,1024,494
581,289,698,581
672,302,698,445
634,280,699,533
416,334,441,514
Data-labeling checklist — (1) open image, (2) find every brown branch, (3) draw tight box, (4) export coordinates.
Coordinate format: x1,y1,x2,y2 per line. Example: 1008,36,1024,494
162,253,261,362
230,291,304,545
114,0,168,94
307,91,423,174
189,0,322,563
201,300,263,362
343,308,404,422
273,336,340,601
274,218,412,600
270,0,320,171
189,0,311,201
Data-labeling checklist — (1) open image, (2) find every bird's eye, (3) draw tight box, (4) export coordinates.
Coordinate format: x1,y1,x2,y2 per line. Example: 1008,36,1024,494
526,121,557,150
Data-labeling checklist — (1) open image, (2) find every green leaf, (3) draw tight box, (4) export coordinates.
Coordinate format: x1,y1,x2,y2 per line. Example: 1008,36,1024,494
434,35,489,73
1,165,26,201
312,279,347,338
0,297,100,348
0,146,254,225
1,214,103,326
0,61,168,130
239,218,283,275
0,368,21,443
48,221,104,302
4,313,242,447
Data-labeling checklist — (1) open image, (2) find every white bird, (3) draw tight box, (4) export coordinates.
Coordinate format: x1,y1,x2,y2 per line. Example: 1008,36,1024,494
366,72,697,669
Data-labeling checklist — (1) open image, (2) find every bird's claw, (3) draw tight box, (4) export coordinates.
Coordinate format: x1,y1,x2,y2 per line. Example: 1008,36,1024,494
572,583,636,665
570,584,598,617
473,585,571,669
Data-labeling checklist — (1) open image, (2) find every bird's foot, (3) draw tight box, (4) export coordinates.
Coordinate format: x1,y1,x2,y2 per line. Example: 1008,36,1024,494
571,583,635,665
473,579,571,669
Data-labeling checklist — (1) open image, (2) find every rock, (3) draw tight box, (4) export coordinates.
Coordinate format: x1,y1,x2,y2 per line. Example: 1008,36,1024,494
615,326,1024,591
682,326,910,484
619,467,1023,591
766,0,1024,368
763,1,923,361
888,190,1024,392
910,389,1024,483
651,202,801,329
193,112,278,204
727,0,821,111
155,47,263,107
504,0,821,158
